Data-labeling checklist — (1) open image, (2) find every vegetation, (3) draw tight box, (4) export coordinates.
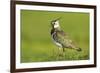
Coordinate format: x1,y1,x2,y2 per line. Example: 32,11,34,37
21,10,89,63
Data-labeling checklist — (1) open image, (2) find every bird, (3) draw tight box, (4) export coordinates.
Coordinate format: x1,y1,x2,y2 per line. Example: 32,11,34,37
50,18,82,57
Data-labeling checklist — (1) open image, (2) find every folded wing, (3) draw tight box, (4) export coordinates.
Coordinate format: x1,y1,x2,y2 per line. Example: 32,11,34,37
56,30,79,50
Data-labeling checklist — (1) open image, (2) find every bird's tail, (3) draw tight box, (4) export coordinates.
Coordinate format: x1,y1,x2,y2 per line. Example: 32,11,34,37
69,43,82,52
76,47,82,52
70,45,82,52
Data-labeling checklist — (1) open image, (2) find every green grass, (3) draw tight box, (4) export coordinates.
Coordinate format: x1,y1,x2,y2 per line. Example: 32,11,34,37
21,10,90,63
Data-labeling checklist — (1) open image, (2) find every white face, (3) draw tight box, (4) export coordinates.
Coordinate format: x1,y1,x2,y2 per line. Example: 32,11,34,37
54,21,60,28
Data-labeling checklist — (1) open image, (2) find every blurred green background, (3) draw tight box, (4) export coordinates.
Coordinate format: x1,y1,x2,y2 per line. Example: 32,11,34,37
21,10,89,63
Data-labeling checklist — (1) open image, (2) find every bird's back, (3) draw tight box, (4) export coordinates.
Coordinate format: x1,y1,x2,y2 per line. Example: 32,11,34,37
56,30,79,49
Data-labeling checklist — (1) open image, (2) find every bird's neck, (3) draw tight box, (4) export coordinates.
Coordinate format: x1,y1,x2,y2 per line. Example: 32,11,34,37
52,27,61,32
55,27,61,31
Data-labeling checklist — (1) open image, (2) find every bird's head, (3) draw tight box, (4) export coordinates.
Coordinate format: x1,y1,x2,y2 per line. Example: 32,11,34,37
51,18,61,29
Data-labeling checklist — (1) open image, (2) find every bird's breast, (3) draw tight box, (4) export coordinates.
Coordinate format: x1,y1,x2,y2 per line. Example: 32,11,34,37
51,31,62,48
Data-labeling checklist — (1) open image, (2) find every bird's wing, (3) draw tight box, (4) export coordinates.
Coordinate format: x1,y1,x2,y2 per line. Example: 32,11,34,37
56,30,77,49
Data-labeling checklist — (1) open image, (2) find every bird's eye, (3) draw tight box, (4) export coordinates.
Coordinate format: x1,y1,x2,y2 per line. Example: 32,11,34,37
52,22,55,25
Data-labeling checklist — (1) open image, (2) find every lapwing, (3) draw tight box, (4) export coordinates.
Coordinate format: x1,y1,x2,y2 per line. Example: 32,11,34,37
50,18,82,56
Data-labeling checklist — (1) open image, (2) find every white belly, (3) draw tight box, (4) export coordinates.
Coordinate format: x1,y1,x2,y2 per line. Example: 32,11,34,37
53,40,62,48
